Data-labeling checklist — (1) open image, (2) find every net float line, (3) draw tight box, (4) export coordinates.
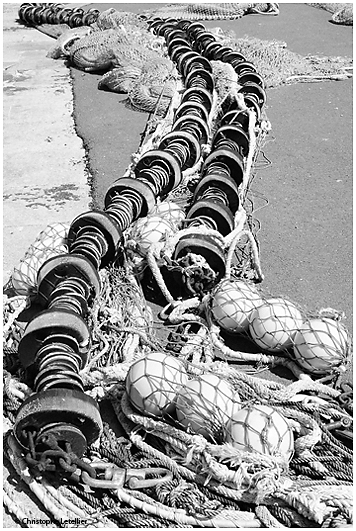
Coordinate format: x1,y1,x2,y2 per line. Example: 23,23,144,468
12,15,226,467
141,18,266,297
18,3,100,28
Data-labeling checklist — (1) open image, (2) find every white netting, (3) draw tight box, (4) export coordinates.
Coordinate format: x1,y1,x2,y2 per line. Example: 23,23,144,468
9,222,69,297
214,31,353,87
292,317,350,375
211,278,263,333
141,3,280,21
248,297,304,352
125,351,188,417
3,9,353,528
307,3,353,25
208,278,352,377
124,352,295,456
225,403,294,460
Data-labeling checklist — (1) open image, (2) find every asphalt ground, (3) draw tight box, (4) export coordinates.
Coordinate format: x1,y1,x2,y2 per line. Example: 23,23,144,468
2,2,353,527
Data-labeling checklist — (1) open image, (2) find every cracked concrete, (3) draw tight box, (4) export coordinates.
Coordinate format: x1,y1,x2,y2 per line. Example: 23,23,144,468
3,3,90,285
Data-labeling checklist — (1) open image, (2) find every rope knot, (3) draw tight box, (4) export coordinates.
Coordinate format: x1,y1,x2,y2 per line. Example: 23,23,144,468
185,434,208,465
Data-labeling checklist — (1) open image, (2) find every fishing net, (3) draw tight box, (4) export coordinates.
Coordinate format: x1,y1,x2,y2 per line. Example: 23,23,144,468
307,3,353,25
43,10,353,112
93,8,148,32
46,26,93,59
7,222,69,298
215,31,353,87
3,6,353,528
141,3,280,21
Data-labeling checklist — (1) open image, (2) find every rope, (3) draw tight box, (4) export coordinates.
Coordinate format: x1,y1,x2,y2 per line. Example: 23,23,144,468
3,295,29,335
116,488,262,528
255,505,287,528
146,247,175,303
3,475,45,528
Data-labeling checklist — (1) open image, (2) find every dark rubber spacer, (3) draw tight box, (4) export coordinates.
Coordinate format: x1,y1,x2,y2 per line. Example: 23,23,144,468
193,172,240,213
37,253,101,306
68,210,123,268
212,124,250,157
174,233,226,279
238,82,267,107
186,200,234,236
18,309,91,369
181,86,213,113
220,109,250,132
135,150,182,196
159,130,201,170
172,115,210,146
105,177,156,218
185,67,215,92
203,148,244,188
14,388,102,456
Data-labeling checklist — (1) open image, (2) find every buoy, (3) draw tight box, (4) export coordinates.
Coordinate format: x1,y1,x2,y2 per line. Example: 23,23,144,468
133,216,175,254
176,373,238,439
11,222,68,295
130,202,185,255
249,297,303,352
293,318,349,375
226,404,294,459
126,352,187,417
153,201,185,225
211,279,263,333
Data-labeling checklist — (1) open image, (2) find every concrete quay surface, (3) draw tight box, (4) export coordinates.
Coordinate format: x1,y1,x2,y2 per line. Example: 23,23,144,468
3,3,90,287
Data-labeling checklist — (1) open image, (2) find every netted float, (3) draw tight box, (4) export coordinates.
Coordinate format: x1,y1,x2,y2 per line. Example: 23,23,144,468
3,4,353,528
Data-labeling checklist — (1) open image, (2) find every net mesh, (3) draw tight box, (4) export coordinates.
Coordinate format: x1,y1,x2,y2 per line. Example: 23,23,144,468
248,297,304,352
217,31,353,88
46,26,93,59
209,279,351,377
307,3,353,25
8,222,69,297
125,352,188,417
82,266,156,387
93,8,148,31
175,373,236,441
292,317,350,375
68,28,122,71
141,3,279,21
211,278,263,333
226,403,294,459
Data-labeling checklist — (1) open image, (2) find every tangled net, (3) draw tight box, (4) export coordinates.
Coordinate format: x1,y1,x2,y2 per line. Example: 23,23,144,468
43,11,353,114
3,100,353,525
307,3,353,25
213,30,353,87
141,3,280,21
3,5,353,528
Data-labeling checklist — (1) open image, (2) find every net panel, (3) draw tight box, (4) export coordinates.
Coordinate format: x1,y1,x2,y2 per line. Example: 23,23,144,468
217,32,353,88
142,3,279,21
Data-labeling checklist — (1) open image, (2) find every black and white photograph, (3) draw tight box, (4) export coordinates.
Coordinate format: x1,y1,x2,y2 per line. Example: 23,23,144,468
3,2,353,528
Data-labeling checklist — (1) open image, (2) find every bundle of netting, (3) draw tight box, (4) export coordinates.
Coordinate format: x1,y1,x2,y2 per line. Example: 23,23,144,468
307,3,353,25
141,3,280,21
7,222,69,298
208,278,352,379
215,31,353,87
92,8,148,32
80,265,157,394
